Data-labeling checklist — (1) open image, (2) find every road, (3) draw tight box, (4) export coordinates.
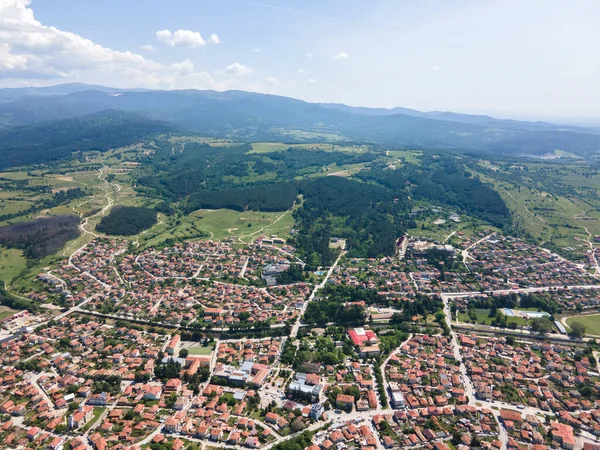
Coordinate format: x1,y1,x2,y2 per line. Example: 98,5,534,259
290,251,345,338
379,333,412,407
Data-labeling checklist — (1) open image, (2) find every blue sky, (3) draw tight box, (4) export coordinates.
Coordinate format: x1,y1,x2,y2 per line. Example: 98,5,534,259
1,0,599,121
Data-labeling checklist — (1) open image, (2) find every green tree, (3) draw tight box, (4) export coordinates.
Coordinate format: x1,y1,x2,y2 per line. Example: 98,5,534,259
568,321,586,339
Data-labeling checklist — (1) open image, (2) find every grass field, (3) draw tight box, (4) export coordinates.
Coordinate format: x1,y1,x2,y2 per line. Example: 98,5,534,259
195,208,296,243
0,248,28,283
187,346,214,355
139,206,297,248
566,314,600,336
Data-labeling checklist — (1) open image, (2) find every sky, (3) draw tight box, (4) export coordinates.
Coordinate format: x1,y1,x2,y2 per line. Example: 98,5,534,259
0,0,599,121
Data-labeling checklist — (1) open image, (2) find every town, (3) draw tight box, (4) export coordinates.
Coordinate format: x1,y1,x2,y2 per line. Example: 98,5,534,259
1,231,600,450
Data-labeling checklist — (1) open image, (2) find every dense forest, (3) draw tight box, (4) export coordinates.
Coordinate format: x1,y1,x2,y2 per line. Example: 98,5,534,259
291,177,412,266
96,206,157,236
185,183,298,213
358,155,510,228
0,215,80,259
0,111,176,169
136,142,377,202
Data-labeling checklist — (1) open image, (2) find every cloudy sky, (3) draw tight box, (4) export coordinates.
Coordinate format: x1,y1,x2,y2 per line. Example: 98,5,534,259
1,0,599,121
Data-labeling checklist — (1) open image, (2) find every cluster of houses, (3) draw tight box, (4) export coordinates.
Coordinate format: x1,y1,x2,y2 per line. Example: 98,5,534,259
373,405,500,449
468,234,598,290
310,419,380,450
386,334,467,409
461,334,600,412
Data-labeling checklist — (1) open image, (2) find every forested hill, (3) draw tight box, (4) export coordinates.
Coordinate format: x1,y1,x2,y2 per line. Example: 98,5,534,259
0,110,177,169
1,85,600,158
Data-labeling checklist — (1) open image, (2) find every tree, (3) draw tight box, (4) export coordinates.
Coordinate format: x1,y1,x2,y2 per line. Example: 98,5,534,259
344,385,361,401
530,317,554,335
179,348,189,358
568,321,586,339
290,417,306,433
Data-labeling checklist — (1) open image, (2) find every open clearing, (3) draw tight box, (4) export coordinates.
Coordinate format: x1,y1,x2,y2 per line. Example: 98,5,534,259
0,248,28,283
193,208,295,242
0,306,18,320
566,314,600,336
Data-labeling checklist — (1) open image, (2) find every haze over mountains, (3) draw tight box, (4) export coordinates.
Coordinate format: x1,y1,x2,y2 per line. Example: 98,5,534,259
1,83,599,168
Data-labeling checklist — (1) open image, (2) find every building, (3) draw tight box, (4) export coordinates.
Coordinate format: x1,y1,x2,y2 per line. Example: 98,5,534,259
287,373,323,403
87,392,110,406
261,263,290,286
166,334,181,356
391,391,405,408
348,328,378,346
68,405,94,429
550,422,575,450
349,327,380,357
309,404,324,420
336,394,355,410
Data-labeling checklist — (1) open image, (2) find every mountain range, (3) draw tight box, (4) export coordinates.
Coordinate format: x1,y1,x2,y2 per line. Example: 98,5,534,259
1,83,599,167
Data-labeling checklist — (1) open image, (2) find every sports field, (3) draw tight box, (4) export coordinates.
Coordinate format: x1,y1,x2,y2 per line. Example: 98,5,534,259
566,314,600,336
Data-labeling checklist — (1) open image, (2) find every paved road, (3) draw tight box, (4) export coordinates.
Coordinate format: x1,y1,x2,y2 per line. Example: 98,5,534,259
290,251,345,338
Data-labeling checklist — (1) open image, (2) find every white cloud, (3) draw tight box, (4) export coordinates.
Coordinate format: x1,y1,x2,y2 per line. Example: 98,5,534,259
250,47,261,53
305,52,314,58
0,0,229,90
430,65,440,71
156,29,220,48
333,52,349,60
0,43,27,70
141,44,154,52
308,78,317,84
220,62,254,76
297,68,310,73
266,76,277,86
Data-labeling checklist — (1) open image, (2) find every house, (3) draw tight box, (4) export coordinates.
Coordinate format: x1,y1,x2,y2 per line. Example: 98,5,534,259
336,394,355,410
246,436,259,448
142,385,162,400
87,392,110,406
163,417,180,433
164,378,182,393
27,426,41,440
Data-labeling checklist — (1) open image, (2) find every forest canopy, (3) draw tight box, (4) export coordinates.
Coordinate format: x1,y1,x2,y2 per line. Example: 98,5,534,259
96,206,157,236
0,215,80,259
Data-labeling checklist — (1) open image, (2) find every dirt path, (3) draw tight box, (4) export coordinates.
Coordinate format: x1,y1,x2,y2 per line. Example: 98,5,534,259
237,205,293,244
